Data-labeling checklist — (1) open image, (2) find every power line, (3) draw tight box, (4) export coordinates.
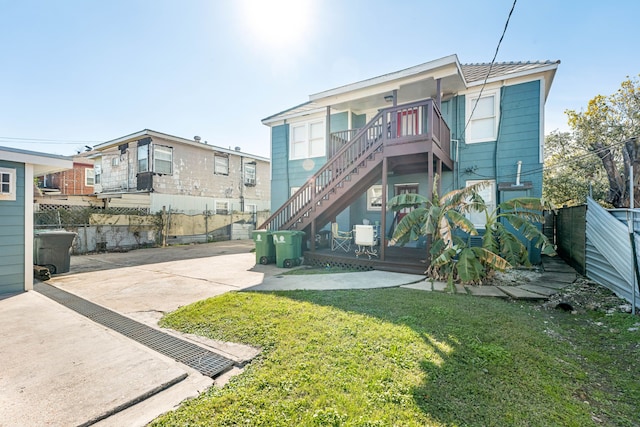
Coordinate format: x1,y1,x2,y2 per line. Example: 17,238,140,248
0,136,101,145
463,0,517,139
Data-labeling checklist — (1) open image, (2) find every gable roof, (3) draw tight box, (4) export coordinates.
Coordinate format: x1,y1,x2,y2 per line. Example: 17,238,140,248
262,55,560,125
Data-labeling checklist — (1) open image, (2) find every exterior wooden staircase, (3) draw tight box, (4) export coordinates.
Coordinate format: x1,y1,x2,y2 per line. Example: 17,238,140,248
260,99,452,241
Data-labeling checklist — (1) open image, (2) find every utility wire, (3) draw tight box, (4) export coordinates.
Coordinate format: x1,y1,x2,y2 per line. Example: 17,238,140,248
462,0,517,139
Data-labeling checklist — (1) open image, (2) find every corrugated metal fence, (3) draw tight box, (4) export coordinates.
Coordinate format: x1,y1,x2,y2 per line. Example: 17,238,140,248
555,205,587,274
585,198,640,310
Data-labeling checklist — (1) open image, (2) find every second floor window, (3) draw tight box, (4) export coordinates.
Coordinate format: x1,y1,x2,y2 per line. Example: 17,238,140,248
138,144,173,174
0,167,16,201
244,163,256,185
465,90,500,143
85,168,95,186
154,146,173,174
138,144,149,172
215,155,229,175
290,120,325,160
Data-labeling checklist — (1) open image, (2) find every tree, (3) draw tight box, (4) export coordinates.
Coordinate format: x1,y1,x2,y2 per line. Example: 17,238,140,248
543,130,609,207
564,75,640,208
388,176,555,285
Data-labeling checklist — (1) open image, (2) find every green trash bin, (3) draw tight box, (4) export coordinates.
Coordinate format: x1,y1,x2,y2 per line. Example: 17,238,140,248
273,230,305,268
252,230,276,265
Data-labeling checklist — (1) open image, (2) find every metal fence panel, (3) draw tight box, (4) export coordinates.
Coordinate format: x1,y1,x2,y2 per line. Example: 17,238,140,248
585,197,640,308
556,205,586,274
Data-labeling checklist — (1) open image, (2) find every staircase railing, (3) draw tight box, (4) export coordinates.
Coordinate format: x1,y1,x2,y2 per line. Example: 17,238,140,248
260,98,449,231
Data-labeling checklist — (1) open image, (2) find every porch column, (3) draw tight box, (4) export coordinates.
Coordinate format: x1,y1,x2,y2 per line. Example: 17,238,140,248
310,220,316,253
436,157,442,194
381,156,388,261
427,151,434,199
326,106,331,157
436,78,442,110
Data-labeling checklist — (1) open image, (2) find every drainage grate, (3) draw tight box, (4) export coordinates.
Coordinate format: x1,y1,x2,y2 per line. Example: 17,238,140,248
35,282,235,378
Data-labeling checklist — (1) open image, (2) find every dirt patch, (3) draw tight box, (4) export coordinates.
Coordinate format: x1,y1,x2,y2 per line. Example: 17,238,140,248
541,277,634,314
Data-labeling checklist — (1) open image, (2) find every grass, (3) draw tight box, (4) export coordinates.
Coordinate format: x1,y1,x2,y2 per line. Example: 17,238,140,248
152,289,640,426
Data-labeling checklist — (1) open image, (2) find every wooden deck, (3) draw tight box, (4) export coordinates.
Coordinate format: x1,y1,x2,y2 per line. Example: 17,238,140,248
303,245,428,275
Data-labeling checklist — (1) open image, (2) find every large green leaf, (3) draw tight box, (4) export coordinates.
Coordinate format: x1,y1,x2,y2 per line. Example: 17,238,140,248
456,247,484,283
446,210,478,235
390,207,427,245
387,193,430,212
471,246,511,271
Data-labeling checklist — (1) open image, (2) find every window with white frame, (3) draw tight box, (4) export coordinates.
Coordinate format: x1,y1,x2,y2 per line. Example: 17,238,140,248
214,154,229,175
138,144,149,172
244,163,256,185
245,203,257,213
290,120,325,160
466,179,496,228
465,90,500,143
367,185,383,211
0,167,16,201
215,200,230,214
85,168,95,186
154,145,173,174
94,163,102,184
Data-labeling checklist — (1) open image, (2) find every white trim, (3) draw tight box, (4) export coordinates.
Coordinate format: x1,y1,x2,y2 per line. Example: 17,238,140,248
310,55,459,101
367,185,383,211
539,76,546,163
465,89,500,144
0,167,17,201
262,106,326,125
466,179,496,229
24,164,34,291
289,119,326,160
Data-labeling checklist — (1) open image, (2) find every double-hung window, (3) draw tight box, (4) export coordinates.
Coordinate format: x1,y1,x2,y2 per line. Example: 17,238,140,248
367,185,383,211
466,179,496,229
215,154,229,175
465,90,500,143
244,163,256,185
290,120,325,159
154,145,173,174
138,144,149,172
85,168,95,186
0,167,16,201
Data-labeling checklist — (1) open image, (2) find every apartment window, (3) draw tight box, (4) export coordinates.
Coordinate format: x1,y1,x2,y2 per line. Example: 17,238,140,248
0,167,16,201
138,144,149,172
85,168,95,186
245,203,257,213
465,90,500,143
367,185,383,211
215,200,230,215
244,163,256,185
290,120,325,160
215,154,229,175
154,145,173,174
94,164,101,185
466,179,496,228
138,144,173,174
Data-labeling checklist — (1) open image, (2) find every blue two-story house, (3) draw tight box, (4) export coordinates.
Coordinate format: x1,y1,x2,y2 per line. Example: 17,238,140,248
261,54,559,272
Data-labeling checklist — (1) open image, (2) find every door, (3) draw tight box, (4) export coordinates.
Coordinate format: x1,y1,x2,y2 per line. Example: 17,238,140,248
395,184,419,224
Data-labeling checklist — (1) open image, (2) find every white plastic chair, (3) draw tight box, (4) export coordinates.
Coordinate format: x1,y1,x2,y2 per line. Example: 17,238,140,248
355,225,378,259
331,222,352,252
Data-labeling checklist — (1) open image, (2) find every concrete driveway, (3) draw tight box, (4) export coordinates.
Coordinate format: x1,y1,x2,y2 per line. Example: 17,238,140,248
1,240,268,427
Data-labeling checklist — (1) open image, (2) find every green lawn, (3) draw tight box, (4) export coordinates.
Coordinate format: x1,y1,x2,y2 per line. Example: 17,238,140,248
153,288,639,426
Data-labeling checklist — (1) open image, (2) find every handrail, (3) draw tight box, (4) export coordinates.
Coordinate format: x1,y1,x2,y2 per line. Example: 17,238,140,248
260,98,450,231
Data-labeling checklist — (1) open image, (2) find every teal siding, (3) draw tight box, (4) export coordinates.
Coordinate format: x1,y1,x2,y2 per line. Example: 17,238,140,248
330,111,348,133
0,160,25,294
270,124,289,209
271,112,351,213
457,80,542,197
352,112,366,129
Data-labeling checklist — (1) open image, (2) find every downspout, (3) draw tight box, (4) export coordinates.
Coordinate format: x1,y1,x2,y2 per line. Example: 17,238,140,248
494,86,505,210
284,119,290,195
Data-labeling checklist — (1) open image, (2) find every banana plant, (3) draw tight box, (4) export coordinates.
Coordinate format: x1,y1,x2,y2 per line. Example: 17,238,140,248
388,176,555,285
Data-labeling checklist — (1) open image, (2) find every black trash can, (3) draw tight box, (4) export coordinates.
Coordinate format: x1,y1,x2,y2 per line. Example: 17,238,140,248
34,230,77,274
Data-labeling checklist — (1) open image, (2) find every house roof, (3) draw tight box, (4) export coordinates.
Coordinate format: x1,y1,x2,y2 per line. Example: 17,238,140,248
461,60,560,84
0,146,73,175
262,55,560,125
94,129,270,163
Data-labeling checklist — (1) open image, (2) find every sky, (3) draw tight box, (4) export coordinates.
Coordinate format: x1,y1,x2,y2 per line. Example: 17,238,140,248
1,0,638,158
